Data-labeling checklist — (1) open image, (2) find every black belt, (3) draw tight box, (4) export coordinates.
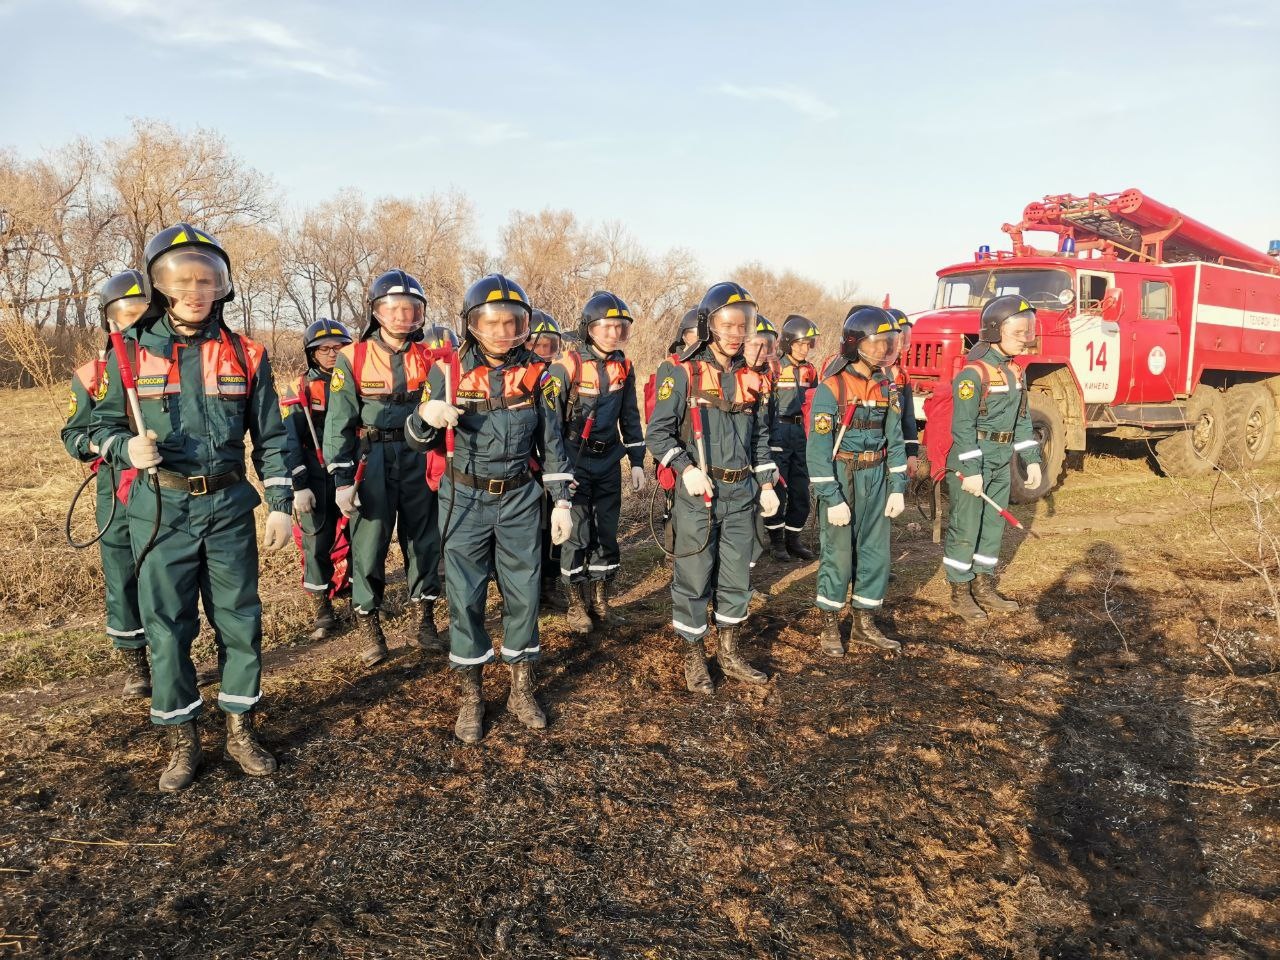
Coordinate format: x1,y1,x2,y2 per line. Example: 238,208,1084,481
977,430,1014,443
709,466,751,483
155,466,244,496
776,414,804,425
835,449,886,471
572,434,618,456
361,427,405,443
447,467,532,495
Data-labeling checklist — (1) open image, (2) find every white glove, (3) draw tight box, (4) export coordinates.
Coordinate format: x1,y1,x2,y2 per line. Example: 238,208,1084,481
127,429,161,470
961,473,984,498
293,488,317,516
262,510,293,551
681,466,713,499
884,492,905,519
759,485,780,517
335,485,360,519
1024,462,1042,488
419,398,460,430
827,502,852,527
550,501,573,545
630,465,647,493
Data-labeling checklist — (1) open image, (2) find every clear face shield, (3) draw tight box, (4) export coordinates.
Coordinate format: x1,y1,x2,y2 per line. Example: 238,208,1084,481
468,302,531,355
372,294,426,339
897,322,913,352
528,332,562,361
789,336,815,360
708,303,757,356
1000,311,1038,354
857,329,902,369
588,318,632,352
105,297,148,331
150,248,231,325
744,332,778,370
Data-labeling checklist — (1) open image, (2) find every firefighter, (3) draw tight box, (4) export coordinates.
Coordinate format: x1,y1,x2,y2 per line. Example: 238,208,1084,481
646,281,779,695
770,314,821,562
944,295,1042,621
807,306,908,656
745,315,780,575
548,291,647,633
90,223,292,791
527,309,569,613
885,308,920,476
284,318,352,640
405,274,573,743
323,270,444,667
61,270,151,698
668,307,701,354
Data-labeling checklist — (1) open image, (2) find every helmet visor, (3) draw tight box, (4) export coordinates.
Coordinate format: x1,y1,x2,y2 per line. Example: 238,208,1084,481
709,303,757,352
1001,310,1038,346
528,332,562,361
150,248,231,302
744,332,777,369
105,297,148,331
468,302,530,353
373,294,425,337
588,317,631,350
857,330,901,368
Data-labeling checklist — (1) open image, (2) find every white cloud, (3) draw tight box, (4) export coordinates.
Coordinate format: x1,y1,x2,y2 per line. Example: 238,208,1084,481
715,82,839,121
79,0,378,87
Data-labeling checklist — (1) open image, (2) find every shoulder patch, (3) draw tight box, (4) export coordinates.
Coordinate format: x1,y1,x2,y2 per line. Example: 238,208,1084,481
93,370,109,402
657,376,674,401
814,412,833,434
957,379,975,401
543,375,561,409
420,380,431,402
330,368,345,392
67,392,78,419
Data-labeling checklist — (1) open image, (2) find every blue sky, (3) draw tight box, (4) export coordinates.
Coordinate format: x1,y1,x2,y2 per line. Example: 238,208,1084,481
2,0,1277,309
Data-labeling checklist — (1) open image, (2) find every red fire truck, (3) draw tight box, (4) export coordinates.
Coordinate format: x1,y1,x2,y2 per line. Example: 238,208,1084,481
903,189,1280,503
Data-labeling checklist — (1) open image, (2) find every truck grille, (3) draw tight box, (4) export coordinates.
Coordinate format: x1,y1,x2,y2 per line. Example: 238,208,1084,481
907,340,943,375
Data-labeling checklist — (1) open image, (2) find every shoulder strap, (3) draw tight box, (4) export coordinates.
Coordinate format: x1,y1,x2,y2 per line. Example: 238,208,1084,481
225,329,256,397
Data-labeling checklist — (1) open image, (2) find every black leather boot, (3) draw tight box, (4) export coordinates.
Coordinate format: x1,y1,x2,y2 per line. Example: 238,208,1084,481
848,608,901,651
358,610,389,667
224,711,277,776
309,592,337,640
950,582,988,623
158,721,201,792
716,624,768,684
768,527,789,562
455,666,484,743
683,639,714,696
414,600,447,654
785,530,815,562
119,646,152,698
971,573,1020,612
540,577,569,613
507,662,547,730
820,611,844,657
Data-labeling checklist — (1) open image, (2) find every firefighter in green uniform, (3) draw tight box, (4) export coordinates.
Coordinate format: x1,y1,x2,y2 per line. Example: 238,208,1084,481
807,306,909,656
283,317,352,639
769,315,821,562
886,308,920,476
745,315,780,575
405,274,574,743
548,291,647,633
62,270,151,698
645,282,779,695
323,270,444,667
944,295,1041,621
90,223,293,791
527,309,569,613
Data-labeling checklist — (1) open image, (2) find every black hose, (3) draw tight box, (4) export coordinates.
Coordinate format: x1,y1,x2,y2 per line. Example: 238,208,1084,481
64,464,116,549
132,474,163,571
647,482,712,559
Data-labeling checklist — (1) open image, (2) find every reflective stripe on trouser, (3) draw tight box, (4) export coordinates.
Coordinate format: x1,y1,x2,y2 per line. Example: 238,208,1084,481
348,440,440,612
560,455,622,584
774,421,811,530
670,482,754,643
97,473,143,648
943,458,1013,583
439,476,542,667
297,465,338,593
131,507,262,725
815,464,890,611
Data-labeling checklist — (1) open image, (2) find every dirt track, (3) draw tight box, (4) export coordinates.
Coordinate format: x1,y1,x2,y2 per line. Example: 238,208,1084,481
2,452,1279,959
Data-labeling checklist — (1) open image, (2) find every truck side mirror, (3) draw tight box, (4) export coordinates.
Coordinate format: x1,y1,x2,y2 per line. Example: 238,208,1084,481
1100,287,1124,322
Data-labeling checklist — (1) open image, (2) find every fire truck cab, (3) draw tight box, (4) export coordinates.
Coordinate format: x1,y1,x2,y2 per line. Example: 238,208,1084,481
904,189,1280,503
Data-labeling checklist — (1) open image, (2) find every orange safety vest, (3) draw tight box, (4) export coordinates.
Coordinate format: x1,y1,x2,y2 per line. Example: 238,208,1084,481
680,358,770,413
557,349,631,417
74,355,108,397
298,375,328,413
346,339,431,400
454,360,546,412
131,327,262,401
824,368,892,433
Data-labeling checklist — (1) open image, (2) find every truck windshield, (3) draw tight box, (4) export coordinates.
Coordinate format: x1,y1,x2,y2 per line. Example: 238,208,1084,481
935,268,1072,310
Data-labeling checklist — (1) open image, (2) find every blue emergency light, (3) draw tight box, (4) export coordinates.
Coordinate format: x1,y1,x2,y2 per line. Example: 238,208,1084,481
1060,236,1076,254
1268,239,1280,258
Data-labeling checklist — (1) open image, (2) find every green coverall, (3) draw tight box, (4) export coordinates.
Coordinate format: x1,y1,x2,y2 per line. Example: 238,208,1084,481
283,368,338,594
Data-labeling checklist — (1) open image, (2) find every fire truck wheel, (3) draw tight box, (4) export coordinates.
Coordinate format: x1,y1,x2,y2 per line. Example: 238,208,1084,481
1223,382,1276,469
1010,390,1065,504
1154,386,1227,477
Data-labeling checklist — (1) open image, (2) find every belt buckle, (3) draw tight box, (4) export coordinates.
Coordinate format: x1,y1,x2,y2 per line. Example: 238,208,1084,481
188,475,209,496
487,478,505,495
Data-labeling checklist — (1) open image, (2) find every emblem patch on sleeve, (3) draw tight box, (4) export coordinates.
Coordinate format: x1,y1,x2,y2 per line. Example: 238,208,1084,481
330,368,345,392
814,412,833,434
420,381,431,402
93,372,109,402
67,392,78,418
543,376,561,409
957,379,975,402
657,376,674,401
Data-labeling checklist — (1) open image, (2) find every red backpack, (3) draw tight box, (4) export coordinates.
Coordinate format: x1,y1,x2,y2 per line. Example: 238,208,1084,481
922,360,993,482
